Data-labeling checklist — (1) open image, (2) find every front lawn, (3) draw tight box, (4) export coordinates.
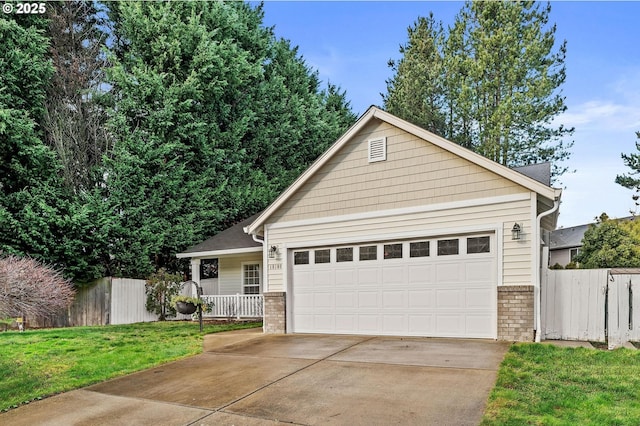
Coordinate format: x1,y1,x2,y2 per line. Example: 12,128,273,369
482,343,640,425
0,321,261,412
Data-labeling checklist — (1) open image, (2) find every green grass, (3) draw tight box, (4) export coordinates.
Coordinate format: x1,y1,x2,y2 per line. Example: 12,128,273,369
0,321,261,411
481,343,640,425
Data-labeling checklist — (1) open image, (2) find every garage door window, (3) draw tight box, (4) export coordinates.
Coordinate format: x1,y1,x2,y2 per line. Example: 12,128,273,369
315,249,330,264
294,251,309,265
337,247,353,262
359,245,377,261
467,236,490,254
410,241,430,257
437,239,459,256
384,243,403,259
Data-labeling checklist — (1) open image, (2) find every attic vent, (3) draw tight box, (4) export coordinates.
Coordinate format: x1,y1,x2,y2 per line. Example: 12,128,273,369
368,137,386,163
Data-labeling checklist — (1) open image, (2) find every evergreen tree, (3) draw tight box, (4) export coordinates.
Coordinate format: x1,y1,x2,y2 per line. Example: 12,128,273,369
384,1,573,178
384,13,446,136
0,15,108,283
103,2,355,277
615,131,640,213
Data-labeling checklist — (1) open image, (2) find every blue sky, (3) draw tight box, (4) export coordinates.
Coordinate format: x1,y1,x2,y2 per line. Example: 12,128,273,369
259,1,640,228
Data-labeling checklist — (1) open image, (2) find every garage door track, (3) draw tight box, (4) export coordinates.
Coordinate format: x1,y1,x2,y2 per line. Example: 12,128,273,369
1,329,509,425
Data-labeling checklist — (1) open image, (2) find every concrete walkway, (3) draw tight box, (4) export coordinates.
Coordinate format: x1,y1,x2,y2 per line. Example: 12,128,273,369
1,329,509,425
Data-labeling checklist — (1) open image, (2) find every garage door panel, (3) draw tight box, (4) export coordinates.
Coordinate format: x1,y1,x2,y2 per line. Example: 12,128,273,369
465,288,493,308
435,263,462,283
436,314,463,335
465,314,493,336
312,314,334,331
357,267,380,286
383,266,406,285
382,290,406,309
383,315,407,333
295,293,314,309
436,289,462,309
357,315,379,332
408,315,435,334
408,265,433,283
335,292,356,308
465,261,493,282
335,269,356,286
295,271,314,289
313,270,334,286
335,315,356,332
358,291,379,308
313,292,334,309
408,290,436,308
292,233,496,338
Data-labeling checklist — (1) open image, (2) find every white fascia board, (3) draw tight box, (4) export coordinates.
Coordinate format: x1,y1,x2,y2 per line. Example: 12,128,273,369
176,246,262,259
269,193,530,231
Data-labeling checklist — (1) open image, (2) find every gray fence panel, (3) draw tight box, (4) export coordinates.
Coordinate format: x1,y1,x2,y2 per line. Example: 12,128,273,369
541,269,607,341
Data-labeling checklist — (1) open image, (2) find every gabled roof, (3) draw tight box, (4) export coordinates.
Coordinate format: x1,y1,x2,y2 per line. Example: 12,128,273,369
550,216,636,250
549,224,590,250
245,106,562,235
177,213,262,258
513,162,551,186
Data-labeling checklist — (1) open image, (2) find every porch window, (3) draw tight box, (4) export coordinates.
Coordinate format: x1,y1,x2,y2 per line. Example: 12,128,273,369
200,258,218,279
243,263,260,295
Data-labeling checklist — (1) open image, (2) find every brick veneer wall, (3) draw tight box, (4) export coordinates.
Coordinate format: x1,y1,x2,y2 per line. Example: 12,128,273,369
263,292,286,334
497,285,534,342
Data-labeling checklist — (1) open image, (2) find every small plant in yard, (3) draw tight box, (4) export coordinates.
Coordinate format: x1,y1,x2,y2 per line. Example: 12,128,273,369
145,268,183,320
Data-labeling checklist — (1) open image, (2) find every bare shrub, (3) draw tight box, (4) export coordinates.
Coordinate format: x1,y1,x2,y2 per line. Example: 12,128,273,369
0,255,76,322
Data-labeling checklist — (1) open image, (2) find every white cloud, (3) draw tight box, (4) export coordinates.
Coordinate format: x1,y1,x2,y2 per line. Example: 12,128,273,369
561,100,640,132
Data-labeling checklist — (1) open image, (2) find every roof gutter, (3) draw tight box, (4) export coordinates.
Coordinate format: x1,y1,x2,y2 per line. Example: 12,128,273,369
535,197,560,342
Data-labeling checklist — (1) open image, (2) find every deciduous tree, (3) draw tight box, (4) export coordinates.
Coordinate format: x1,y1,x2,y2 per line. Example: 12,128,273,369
575,214,640,268
0,255,75,321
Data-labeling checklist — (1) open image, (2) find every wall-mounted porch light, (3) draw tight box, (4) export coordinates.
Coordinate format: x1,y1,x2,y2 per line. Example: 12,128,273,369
268,245,280,259
511,223,522,240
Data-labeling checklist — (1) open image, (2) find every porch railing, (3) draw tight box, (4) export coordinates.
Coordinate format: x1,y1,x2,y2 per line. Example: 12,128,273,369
200,294,263,320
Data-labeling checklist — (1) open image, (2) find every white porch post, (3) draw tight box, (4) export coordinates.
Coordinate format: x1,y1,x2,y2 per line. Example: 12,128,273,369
190,258,201,297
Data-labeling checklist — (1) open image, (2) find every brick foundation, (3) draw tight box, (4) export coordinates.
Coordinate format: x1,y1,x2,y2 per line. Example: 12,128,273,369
497,285,534,342
263,292,286,334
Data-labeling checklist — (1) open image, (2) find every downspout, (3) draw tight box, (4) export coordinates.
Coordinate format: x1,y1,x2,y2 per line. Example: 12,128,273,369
250,233,266,288
250,232,267,333
535,197,560,342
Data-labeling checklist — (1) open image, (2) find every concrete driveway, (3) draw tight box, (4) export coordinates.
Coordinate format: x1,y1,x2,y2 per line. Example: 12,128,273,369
1,329,509,425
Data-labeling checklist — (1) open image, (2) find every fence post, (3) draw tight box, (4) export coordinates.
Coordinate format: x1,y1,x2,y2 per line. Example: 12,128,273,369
236,293,241,320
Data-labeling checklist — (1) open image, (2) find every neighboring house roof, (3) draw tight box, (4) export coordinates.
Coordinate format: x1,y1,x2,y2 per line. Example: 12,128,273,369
550,215,636,250
246,106,562,235
549,224,590,250
176,213,262,258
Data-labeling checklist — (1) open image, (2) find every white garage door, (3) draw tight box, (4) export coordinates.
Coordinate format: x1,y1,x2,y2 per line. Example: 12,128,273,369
291,234,496,338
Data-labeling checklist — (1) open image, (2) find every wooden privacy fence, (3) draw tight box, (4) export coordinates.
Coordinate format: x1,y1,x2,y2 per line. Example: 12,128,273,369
541,268,640,348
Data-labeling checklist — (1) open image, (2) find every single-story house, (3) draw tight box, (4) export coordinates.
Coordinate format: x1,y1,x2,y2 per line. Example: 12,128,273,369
549,216,634,268
549,223,589,267
178,106,562,342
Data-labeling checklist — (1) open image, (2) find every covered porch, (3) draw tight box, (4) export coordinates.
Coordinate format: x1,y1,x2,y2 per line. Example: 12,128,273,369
177,213,265,320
